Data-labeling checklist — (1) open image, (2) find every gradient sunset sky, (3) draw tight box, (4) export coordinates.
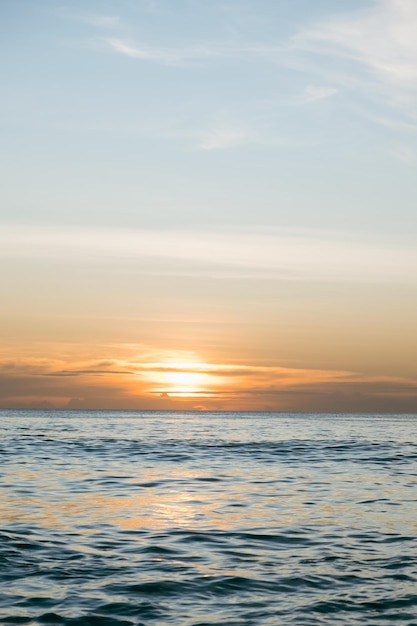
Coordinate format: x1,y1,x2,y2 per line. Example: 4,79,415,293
1,0,417,411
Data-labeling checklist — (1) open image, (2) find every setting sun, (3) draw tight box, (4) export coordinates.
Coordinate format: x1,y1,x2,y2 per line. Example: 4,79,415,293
138,360,219,397
162,369,208,395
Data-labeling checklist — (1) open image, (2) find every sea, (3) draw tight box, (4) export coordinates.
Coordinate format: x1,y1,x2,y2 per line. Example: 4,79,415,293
1,410,417,626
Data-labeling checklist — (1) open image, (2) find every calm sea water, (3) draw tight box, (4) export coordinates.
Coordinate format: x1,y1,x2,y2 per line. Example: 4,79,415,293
1,411,417,625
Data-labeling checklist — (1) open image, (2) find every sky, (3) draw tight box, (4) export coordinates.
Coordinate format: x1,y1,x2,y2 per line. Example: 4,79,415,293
1,0,417,411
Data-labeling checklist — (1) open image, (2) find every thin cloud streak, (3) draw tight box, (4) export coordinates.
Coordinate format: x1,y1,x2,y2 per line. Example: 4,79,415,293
1,223,416,284
293,0,417,117
294,0,417,85
104,1,417,90
103,1,417,121
104,37,291,67
104,37,247,66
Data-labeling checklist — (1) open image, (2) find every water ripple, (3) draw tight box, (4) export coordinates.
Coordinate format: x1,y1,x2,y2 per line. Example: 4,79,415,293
1,411,417,625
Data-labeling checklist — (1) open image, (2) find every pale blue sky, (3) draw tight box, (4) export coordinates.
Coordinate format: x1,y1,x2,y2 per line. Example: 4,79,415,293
2,1,417,410
2,0,417,239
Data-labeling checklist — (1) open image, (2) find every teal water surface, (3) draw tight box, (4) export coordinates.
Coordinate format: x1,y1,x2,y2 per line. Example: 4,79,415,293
1,411,417,625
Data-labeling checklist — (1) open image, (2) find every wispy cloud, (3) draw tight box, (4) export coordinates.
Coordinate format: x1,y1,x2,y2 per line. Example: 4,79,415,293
104,36,289,67
295,0,417,84
103,1,417,89
293,0,417,116
105,37,237,66
102,2,417,112
1,223,416,284
101,1,417,136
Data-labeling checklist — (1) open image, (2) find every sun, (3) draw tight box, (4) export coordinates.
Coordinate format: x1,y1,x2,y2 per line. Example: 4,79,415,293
162,368,209,396
142,360,217,397
164,371,204,387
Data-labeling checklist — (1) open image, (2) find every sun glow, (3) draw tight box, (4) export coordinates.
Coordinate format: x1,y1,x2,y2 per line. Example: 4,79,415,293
164,371,204,387
142,360,220,397
160,367,212,396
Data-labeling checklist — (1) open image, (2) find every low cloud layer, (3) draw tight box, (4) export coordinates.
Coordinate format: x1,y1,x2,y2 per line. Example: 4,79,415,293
1,353,417,413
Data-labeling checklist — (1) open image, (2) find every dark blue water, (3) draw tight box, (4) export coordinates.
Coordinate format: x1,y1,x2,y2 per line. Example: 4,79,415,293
1,411,417,625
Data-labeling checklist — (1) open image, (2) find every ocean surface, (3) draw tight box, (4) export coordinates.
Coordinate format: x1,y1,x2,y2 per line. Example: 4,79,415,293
1,411,417,626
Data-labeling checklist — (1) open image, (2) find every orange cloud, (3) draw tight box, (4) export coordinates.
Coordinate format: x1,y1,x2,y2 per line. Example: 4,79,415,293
0,347,417,412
